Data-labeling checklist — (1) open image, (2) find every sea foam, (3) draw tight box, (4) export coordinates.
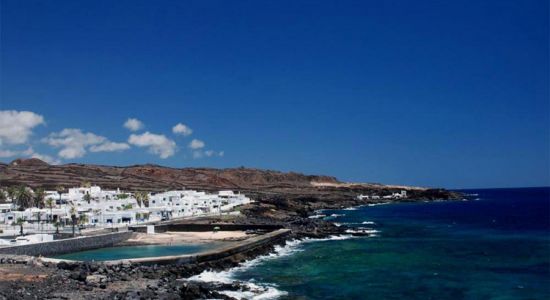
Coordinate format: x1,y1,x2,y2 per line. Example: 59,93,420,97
308,214,326,219
189,235,355,299
345,228,380,236
329,213,345,217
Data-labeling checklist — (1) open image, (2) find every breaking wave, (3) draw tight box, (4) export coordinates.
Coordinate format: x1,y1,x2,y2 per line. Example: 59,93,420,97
345,228,380,237
329,213,345,217
308,214,326,219
367,202,390,207
189,235,355,299
343,207,358,210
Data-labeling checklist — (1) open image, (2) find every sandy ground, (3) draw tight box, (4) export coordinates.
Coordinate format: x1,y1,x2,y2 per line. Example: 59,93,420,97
0,265,49,282
310,181,426,190
125,231,253,245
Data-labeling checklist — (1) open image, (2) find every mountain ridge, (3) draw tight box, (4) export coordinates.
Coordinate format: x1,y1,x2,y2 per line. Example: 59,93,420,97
0,158,459,210
1,158,340,190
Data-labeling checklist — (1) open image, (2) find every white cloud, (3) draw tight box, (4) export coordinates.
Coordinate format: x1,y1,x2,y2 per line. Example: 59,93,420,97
188,139,205,150
124,118,144,132
0,110,45,145
193,149,224,159
21,147,34,156
128,132,176,159
29,152,62,165
44,128,129,159
90,142,130,152
44,129,104,159
172,123,193,136
0,149,18,158
0,147,60,164
20,147,62,165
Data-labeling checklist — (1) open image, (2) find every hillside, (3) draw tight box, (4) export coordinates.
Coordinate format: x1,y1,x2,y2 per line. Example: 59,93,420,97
0,158,460,214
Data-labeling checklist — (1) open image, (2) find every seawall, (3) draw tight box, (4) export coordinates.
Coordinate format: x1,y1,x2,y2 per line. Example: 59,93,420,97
130,223,283,233
0,231,133,256
103,228,291,265
38,228,291,266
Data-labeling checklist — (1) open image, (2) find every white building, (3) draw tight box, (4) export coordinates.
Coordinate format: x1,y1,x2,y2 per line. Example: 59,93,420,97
148,189,251,220
358,190,407,200
1,186,252,232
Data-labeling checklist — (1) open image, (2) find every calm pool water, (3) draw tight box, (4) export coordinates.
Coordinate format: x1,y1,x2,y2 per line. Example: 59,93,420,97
53,242,223,261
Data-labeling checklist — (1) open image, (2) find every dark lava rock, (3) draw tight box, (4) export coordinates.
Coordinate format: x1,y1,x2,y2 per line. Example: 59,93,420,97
57,261,79,271
69,270,87,282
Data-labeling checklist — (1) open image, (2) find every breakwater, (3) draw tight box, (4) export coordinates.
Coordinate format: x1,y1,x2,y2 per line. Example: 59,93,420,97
130,223,283,233
0,231,133,257
42,228,291,265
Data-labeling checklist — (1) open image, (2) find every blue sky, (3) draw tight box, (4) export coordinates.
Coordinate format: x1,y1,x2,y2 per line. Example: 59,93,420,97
1,0,548,189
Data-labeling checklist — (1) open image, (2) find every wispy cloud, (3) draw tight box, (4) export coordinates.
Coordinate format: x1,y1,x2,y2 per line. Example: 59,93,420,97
43,128,129,159
89,141,130,152
0,146,61,165
128,131,176,159
0,149,18,158
193,149,224,159
22,147,62,165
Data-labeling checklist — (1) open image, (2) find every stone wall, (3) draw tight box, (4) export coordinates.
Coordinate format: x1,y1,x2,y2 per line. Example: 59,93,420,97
130,223,283,233
0,231,133,257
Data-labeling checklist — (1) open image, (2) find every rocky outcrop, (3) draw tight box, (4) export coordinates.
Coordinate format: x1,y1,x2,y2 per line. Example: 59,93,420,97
0,233,288,299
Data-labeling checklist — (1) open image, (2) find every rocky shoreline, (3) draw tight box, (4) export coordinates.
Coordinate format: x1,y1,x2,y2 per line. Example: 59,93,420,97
0,197,433,300
0,159,462,299
0,217,343,299
0,194,460,299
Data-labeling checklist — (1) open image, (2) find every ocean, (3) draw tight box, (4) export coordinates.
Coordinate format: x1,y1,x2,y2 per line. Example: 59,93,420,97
191,187,550,299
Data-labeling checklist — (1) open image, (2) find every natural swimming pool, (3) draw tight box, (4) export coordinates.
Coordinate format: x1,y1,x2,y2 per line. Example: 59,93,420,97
52,242,224,261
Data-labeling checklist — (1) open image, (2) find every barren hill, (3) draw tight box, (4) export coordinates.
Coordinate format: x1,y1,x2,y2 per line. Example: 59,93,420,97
0,158,459,212
1,159,338,191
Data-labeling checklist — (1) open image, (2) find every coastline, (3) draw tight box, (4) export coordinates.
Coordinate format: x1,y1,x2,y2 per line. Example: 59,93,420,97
0,193,462,299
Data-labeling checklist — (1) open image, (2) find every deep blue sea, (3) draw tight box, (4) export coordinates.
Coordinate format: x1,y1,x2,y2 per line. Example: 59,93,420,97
193,187,550,299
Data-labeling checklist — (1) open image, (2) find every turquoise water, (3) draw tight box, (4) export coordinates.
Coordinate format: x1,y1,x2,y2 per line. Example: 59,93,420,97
54,243,221,261
227,188,550,299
